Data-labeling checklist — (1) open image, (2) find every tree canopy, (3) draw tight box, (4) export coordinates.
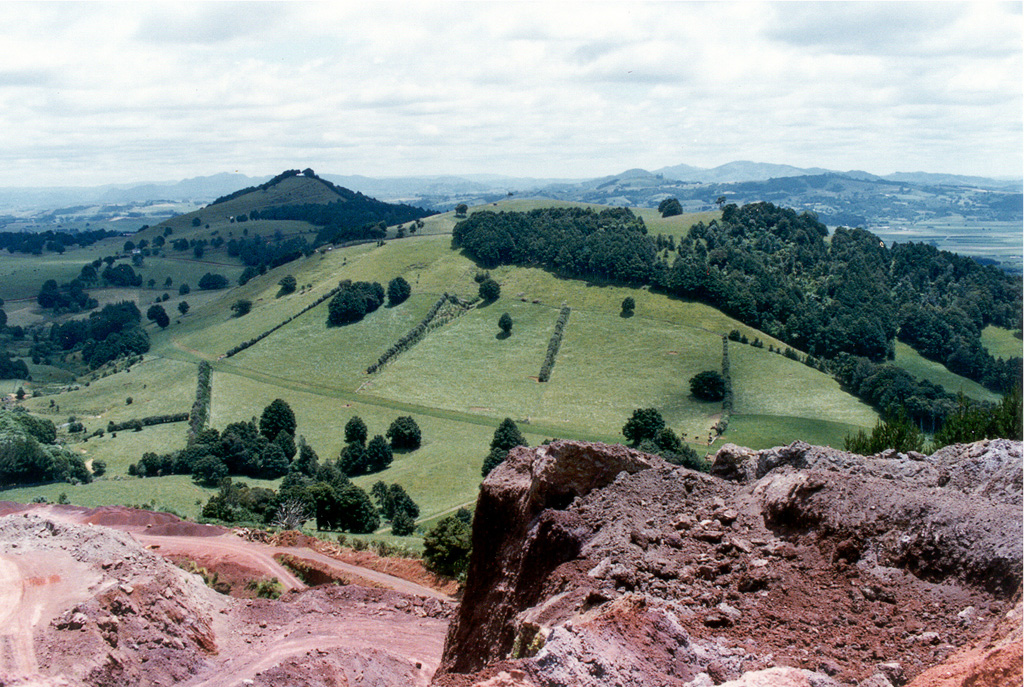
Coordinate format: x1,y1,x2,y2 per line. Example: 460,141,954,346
259,399,296,441
622,407,665,445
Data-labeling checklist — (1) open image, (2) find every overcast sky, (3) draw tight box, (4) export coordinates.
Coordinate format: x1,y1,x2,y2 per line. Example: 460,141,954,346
0,1,1020,187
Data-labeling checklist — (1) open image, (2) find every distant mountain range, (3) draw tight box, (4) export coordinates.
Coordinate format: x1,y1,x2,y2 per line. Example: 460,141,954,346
0,163,1019,236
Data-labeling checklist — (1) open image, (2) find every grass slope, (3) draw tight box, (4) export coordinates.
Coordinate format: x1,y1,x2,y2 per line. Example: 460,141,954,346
892,342,1000,403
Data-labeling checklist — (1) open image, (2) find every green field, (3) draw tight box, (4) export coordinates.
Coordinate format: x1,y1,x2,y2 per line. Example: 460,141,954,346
5,206,887,529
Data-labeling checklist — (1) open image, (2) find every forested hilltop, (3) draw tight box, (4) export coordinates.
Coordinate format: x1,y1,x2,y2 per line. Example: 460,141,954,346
454,202,1022,421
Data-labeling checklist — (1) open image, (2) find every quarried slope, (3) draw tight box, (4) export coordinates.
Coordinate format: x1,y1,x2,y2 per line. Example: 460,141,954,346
434,439,1022,687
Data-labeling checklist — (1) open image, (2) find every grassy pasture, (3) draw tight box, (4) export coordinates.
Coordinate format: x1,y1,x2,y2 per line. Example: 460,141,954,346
980,325,1022,361
368,303,728,440
892,342,1000,403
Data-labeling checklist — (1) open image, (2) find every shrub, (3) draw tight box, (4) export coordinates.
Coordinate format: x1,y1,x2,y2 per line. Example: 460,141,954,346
478,278,500,302
498,312,513,335
198,273,229,290
423,515,472,578
690,370,726,401
621,297,635,315
231,299,252,317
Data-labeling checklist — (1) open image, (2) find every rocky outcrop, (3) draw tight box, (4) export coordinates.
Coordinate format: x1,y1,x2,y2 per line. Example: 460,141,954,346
433,439,1024,687
440,441,658,673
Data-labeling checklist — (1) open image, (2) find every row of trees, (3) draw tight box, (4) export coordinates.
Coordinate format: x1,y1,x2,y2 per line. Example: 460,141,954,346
538,305,571,382
0,228,119,256
367,293,457,374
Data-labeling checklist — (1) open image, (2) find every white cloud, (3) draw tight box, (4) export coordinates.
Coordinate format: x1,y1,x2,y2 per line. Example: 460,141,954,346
0,1,1018,186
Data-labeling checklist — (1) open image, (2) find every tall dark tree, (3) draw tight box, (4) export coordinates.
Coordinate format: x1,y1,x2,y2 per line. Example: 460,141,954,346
293,437,320,477
339,442,370,476
366,434,393,473
344,416,368,446
498,312,513,335
491,418,526,452
259,399,296,441
621,297,635,316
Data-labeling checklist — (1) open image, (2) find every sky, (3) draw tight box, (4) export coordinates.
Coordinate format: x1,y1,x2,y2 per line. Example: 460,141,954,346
0,1,1020,187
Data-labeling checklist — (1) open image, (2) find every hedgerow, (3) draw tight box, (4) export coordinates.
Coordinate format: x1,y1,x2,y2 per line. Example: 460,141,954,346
225,286,341,358
187,361,212,444
538,304,571,382
106,412,189,433
366,294,469,374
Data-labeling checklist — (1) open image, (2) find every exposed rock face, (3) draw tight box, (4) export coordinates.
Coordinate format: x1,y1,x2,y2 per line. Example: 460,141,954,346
433,439,1023,687
440,441,658,673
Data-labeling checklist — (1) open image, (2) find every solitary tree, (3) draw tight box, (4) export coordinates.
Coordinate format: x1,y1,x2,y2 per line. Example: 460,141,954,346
491,418,526,451
146,304,170,328
231,299,252,317
498,312,513,335
689,370,726,401
386,416,422,450
622,407,665,445
387,276,411,307
454,203,469,217
658,197,683,217
621,297,635,316
277,275,297,297
178,301,190,315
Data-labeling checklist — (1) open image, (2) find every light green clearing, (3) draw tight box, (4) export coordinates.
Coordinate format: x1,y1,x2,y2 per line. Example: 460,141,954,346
5,220,887,522
723,414,867,451
892,342,1000,403
980,325,1022,361
229,294,436,390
